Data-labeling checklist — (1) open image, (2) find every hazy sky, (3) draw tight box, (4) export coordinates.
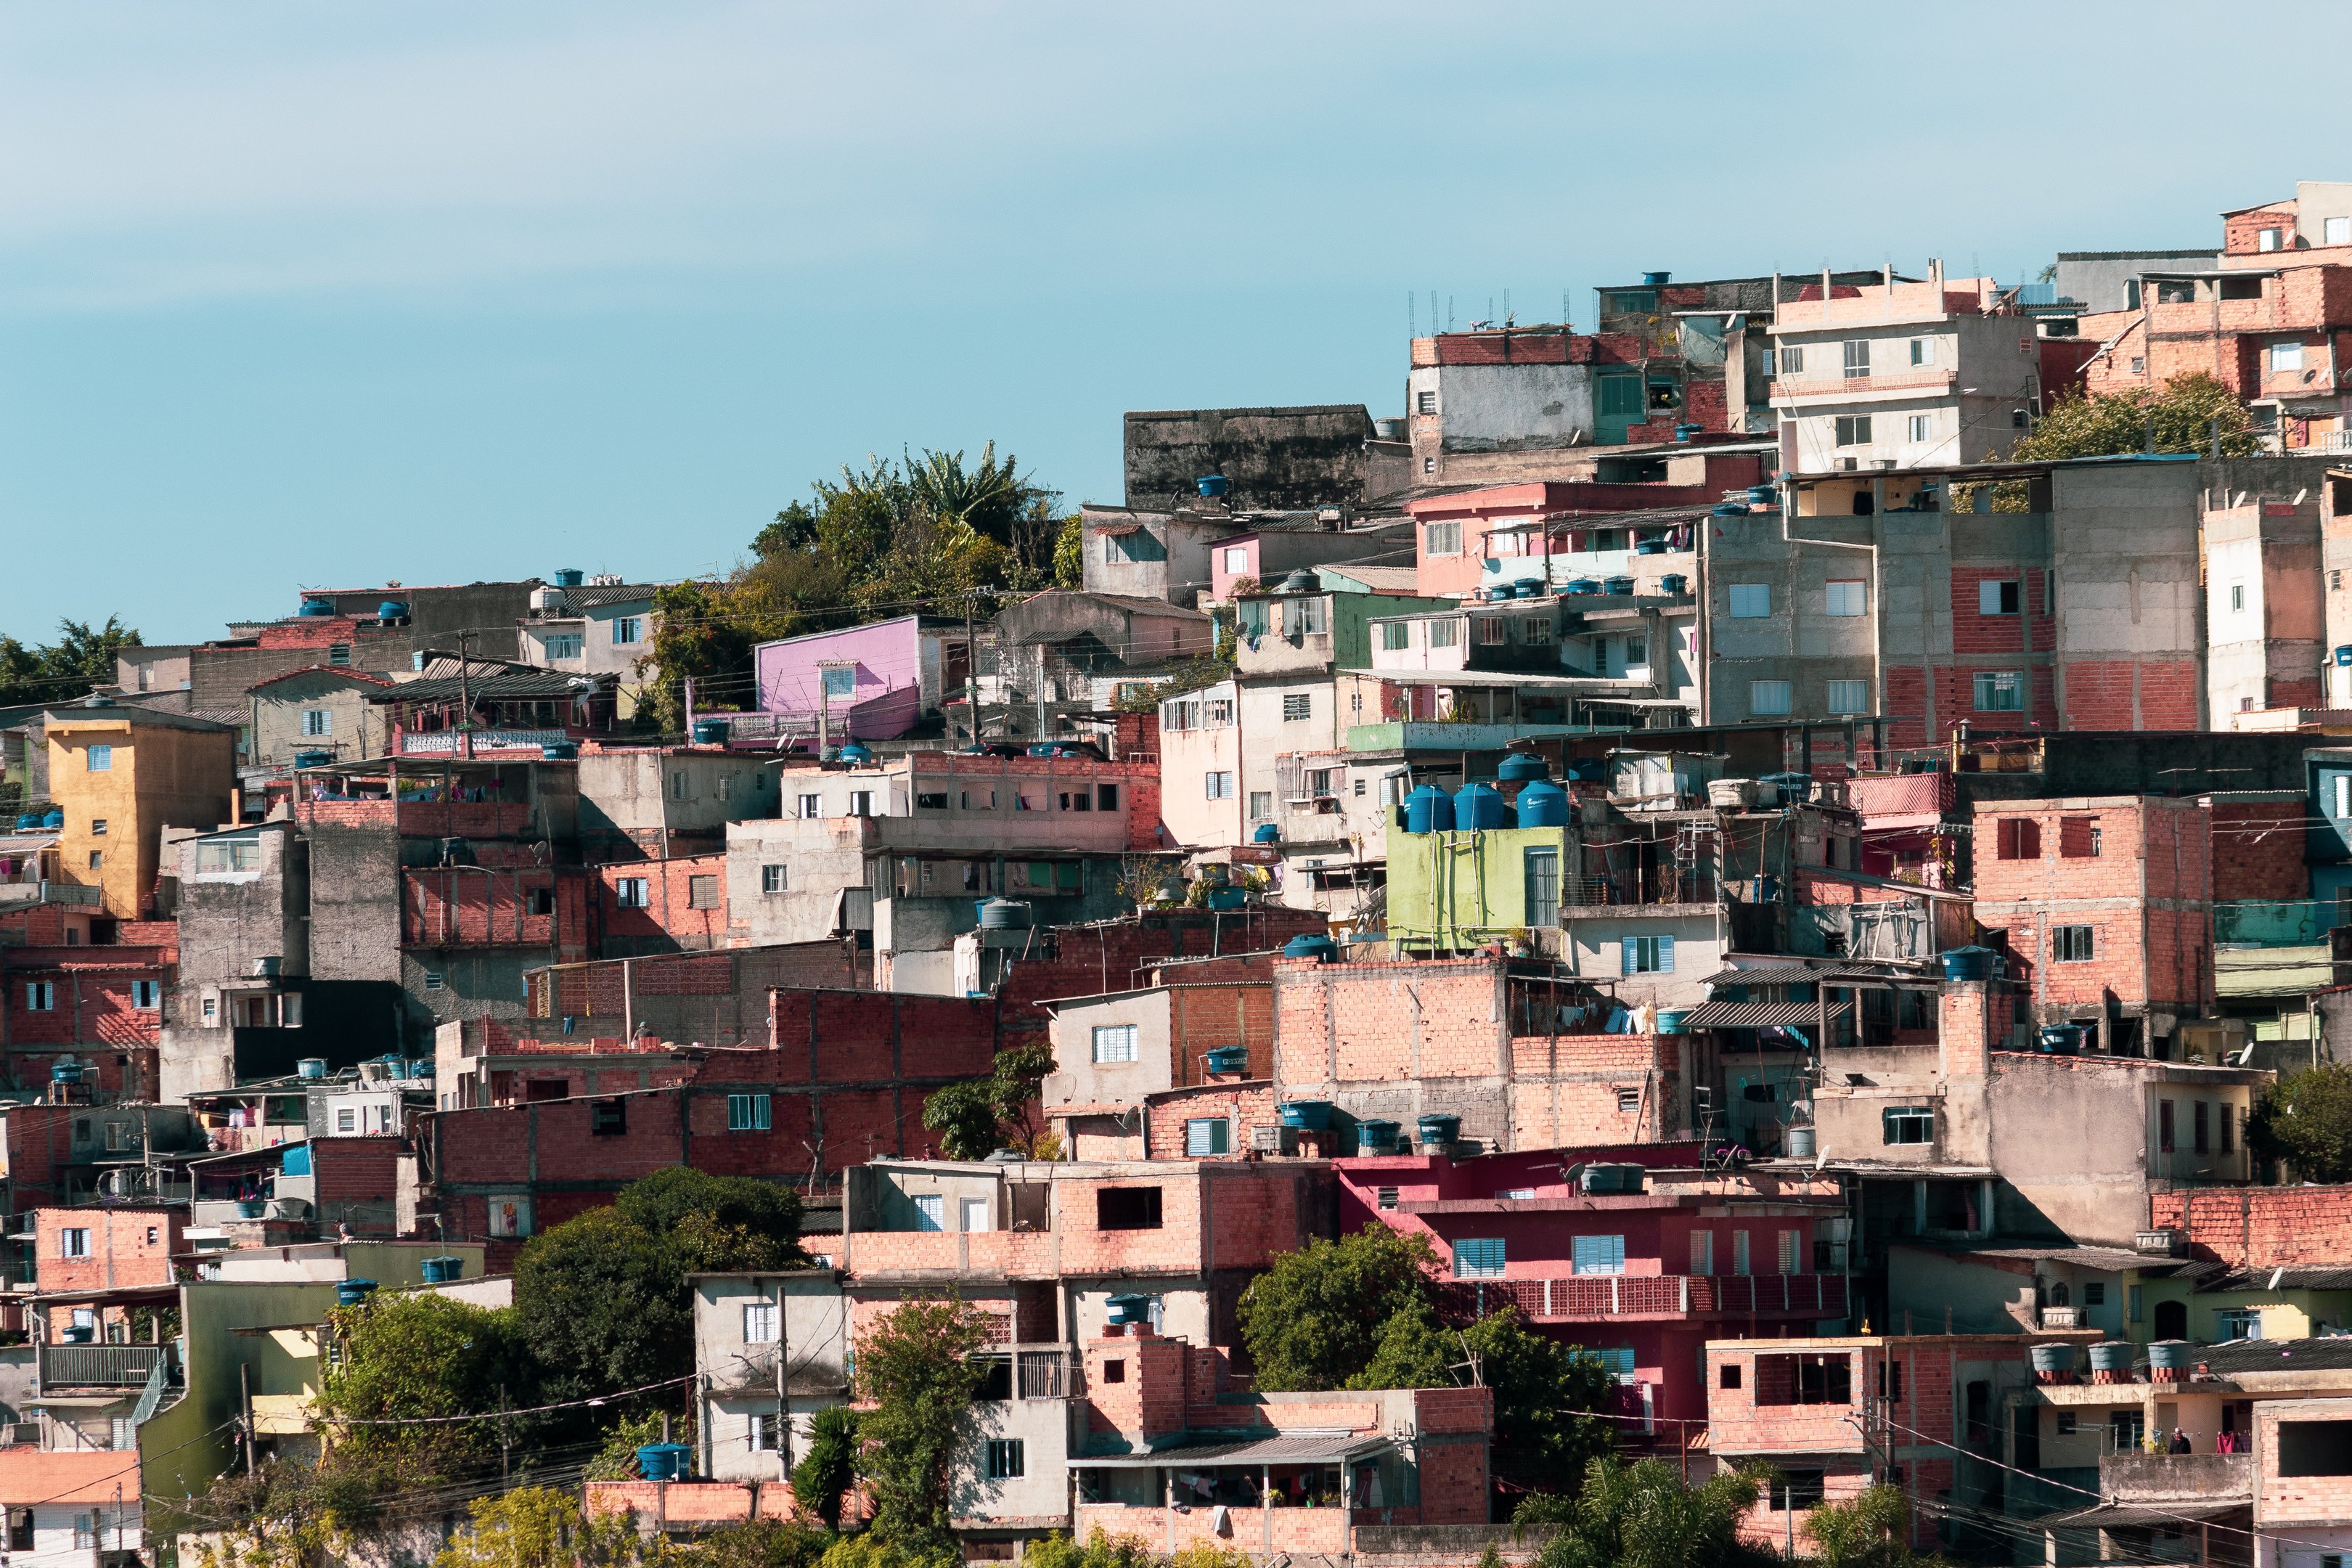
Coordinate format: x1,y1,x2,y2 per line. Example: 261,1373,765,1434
0,1,2322,642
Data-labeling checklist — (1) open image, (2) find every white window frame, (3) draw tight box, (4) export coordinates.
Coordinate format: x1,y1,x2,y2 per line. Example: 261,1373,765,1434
2274,339,2305,373
1092,1024,1138,1063
1907,414,1931,444
616,878,650,909
1424,520,1462,557
300,709,332,737
744,1302,779,1344
1824,580,1866,617
60,1228,89,1258
1825,679,1869,716
761,865,787,894
1205,772,1235,800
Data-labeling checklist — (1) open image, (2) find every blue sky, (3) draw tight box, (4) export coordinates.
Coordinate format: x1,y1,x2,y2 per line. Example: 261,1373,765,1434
0,1,2308,643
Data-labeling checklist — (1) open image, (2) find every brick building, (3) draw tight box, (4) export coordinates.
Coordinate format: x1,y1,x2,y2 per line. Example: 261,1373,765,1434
1340,1149,1847,1426
0,919,173,1100
591,854,728,956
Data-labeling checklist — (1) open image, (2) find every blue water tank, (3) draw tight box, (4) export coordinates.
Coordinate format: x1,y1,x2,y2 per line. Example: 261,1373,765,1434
637,1443,693,1481
1283,934,1339,964
1511,578,1541,599
1105,1294,1153,1325
1563,578,1601,596
1940,946,1996,982
541,741,579,761
1355,1119,1402,1154
2038,1025,2086,1055
1204,1046,1251,1075
1417,1114,1461,1146
1515,779,1569,828
1634,539,1668,555
336,1279,378,1307
1402,785,1454,835
1278,1101,1333,1131
691,718,731,746
12,814,36,831
1453,783,1511,831
1567,758,1605,783
1712,503,1750,516
2337,645,2352,668
552,568,585,589
1196,475,1230,499
420,1256,462,1284
1674,422,1703,441
1497,753,1548,783
297,1058,327,1080
1602,576,1635,596
298,597,337,618
838,742,873,766
39,810,62,830
978,899,1032,929
293,749,332,769
1659,573,1689,595
1253,823,1281,844
50,1063,82,1085
1643,271,1671,287
1206,886,1247,910
1747,485,1777,505
377,600,409,622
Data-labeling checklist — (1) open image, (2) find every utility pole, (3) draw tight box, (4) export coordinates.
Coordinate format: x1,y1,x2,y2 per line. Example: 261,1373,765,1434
965,592,980,743
239,1362,255,1474
499,1384,510,1482
775,1283,792,1477
454,630,478,760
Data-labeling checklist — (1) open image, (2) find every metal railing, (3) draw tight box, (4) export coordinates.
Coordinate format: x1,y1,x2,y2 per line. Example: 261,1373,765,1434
1017,1349,1082,1400
40,1344,168,1389
1439,1273,1847,1322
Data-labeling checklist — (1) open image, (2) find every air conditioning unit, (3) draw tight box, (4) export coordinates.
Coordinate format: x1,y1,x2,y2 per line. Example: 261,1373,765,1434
1838,457,1859,472
1249,1125,1297,1155
2134,1228,2184,1257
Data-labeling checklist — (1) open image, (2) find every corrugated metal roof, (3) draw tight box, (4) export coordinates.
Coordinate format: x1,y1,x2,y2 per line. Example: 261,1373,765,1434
1679,1001,1826,1029
2199,1338,2352,1373
1071,1434,1391,1469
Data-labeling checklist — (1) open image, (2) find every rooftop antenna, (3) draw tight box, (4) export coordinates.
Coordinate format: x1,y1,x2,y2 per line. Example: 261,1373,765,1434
1503,288,1511,327
1447,295,1454,331
1408,292,1416,338
1429,290,1438,336
1563,289,1570,327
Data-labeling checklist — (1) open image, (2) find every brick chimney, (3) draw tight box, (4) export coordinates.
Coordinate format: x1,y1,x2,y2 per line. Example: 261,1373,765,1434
1939,981,1997,1079
1082,1323,1189,1446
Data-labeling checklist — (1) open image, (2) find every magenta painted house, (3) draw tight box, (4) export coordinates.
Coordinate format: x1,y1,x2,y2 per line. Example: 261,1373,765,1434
750,616,965,746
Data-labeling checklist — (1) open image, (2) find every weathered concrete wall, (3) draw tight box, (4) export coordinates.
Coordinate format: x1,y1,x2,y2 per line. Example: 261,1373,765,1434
1123,405,1377,513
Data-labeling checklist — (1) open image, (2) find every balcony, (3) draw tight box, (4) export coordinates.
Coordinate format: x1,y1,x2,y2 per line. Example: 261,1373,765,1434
399,727,571,756
1438,1272,1846,1324
2099,1450,2252,1506
39,1343,168,1390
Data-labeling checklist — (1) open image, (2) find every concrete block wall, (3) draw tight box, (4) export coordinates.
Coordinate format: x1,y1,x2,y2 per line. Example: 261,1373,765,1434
2152,1185,2352,1269
2208,796,2310,902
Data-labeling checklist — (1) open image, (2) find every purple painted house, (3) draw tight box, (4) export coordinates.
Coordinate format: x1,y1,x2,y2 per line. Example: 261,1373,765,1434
747,615,966,747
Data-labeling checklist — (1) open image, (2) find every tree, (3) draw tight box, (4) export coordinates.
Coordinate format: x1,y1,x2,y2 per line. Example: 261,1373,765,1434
921,1043,1056,1159
1018,1530,1157,1568
514,1206,692,1400
316,1291,517,1472
617,1167,805,1273
1530,1456,1774,1568
853,1297,995,1557
1360,1303,1614,1489
1238,1226,1445,1392
1053,513,1086,589
1960,372,2262,513
678,1520,835,1568
791,1406,860,1530
430,1485,652,1568
2250,1061,2352,1180
1805,1484,1952,1568
0,616,142,711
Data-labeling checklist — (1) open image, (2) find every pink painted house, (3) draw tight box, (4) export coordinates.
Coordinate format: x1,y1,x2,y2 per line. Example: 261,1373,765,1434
748,616,968,746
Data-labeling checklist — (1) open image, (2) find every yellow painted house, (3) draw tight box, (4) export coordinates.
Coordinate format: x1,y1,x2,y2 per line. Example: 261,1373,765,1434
44,700,236,920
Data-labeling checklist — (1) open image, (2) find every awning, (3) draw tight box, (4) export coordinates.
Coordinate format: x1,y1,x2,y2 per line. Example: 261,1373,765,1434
1090,523,1146,536
2039,1500,2245,1527
1679,1001,1829,1029
1070,1434,1392,1469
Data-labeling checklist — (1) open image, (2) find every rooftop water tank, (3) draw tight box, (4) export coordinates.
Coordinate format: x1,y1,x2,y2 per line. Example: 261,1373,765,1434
298,597,337,618
2088,1342,2133,1373
1940,947,1996,982
1601,576,1635,596
838,742,873,766
50,1063,82,1085
1511,578,1542,599
1253,823,1281,844
12,815,36,831
1204,1046,1250,1076
2148,1340,2192,1373
1659,573,1689,595
977,899,1032,930
297,1058,327,1081
2037,1024,2086,1055
81,693,112,708
552,568,585,588
637,1443,693,1482
1515,779,1569,828
39,810,62,830
1643,271,1671,287
541,741,578,761
1281,569,1320,594
335,1279,379,1307
1278,1101,1333,1131
1497,753,1549,783
377,601,409,622
1453,783,1511,832
1283,934,1339,964
1196,475,1230,499
690,718,731,746
1747,485,1777,505
1711,502,1750,517
1417,1113,1461,1146
1355,1119,1402,1154
1373,417,1406,441
1563,578,1601,596
1105,1294,1154,1326
2338,646,2352,669
1206,886,1247,911
293,749,332,769
1634,538,1668,555
420,1257,463,1284
1402,785,1454,835
1673,422,1704,443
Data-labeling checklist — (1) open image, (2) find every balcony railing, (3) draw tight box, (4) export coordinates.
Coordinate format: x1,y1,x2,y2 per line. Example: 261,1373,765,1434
40,1343,169,1389
1439,1273,1847,1323
401,728,571,755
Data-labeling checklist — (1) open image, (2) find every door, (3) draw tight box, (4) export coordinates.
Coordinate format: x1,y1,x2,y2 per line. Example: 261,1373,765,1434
960,1197,992,1233
1596,374,1643,445
2153,1299,2188,1342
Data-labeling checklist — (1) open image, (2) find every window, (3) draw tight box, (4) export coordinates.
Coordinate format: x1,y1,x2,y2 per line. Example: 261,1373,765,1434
1376,1186,1400,1210
1222,547,1250,573
1101,1358,1125,1383
1205,772,1235,800
1522,617,1553,645
1306,768,1334,798
1779,344,1808,375
1973,671,2024,711
590,1098,627,1136
1095,785,1119,812
60,1228,89,1258
1882,1106,1934,1145
846,790,875,817
1455,1238,1506,1278
1778,1229,1800,1275
744,1302,778,1343
1524,847,1559,927
1690,1230,1715,1275
85,745,111,772
1571,1235,1625,1275
761,865,788,894
1185,1118,1230,1156
1431,618,1460,648
23,983,52,1012
1734,1230,1750,1275
131,981,159,1010
2331,216,2351,247
543,634,582,659
1727,584,1770,618
798,793,822,820
1248,791,1273,820
1282,693,1312,722
87,851,102,870
2274,340,2305,373
2258,227,2282,253
987,1439,1026,1479
337,1108,358,1133
1907,414,1930,444
1823,579,1868,618
1424,520,1461,557
1771,1471,1827,1511
1424,457,1435,474
613,616,645,645
1477,617,1508,645
1380,621,1410,651
1719,1360,1741,1389
912,1194,945,1232
2053,925,2095,963
1979,579,2022,616
747,1413,780,1451
2277,1421,2352,1477
1826,679,1869,715
1841,340,1871,379
301,709,331,736
423,971,445,991
1598,374,1643,416
962,1197,990,1233
195,838,262,874
327,642,351,666
616,878,650,909
2216,1308,2262,1342
728,1093,772,1132
1834,415,1873,446
1749,680,1792,717
687,875,719,911
1908,338,1933,366
2231,582,2247,612
2194,1099,2210,1153
1624,634,1647,666
1623,934,1675,974
1097,1188,1163,1230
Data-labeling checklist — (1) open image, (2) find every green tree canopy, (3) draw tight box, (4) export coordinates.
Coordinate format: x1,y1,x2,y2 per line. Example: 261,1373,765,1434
1805,1483,1955,1568
0,617,142,712
791,1405,861,1531
920,1043,1055,1160
2012,371,2260,462
1530,1456,1776,1568
2250,1061,2352,1180
852,1297,995,1559
316,1291,517,1473
1238,1226,1447,1392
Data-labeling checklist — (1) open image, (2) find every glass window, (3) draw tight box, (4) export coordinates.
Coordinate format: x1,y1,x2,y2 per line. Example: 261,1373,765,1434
1454,1238,1506,1278
761,865,787,894
1842,340,1871,378
2274,340,2306,372
1973,671,2025,711
727,1093,772,1132
85,746,111,772
1834,415,1873,446
1780,345,1805,375
544,634,582,659
1826,680,1869,715
1980,579,2022,616
1909,338,1933,366
1749,680,1792,716
1430,618,1459,648
1205,772,1234,800
986,1439,1026,1479
613,616,645,645
1223,547,1250,573
743,1302,779,1343
1524,847,1559,927
1623,935,1675,974
1283,693,1312,722
1882,1106,1934,1145
2329,216,2351,247
1728,584,1770,618
616,878,650,909
1424,521,1461,557
301,709,332,736
1379,621,1410,650
2054,925,2095,963
1092,1025,1138,1063
1908,414,1930,444
822,667,856,699
1522,617,1553,645
1185,1118,1230,1156
60,1228,89,1258
1478,618,1508,645
1248,791,1273,820
912,1194,944,1231
1571,1234,1625,1275
1825,581,1866,616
